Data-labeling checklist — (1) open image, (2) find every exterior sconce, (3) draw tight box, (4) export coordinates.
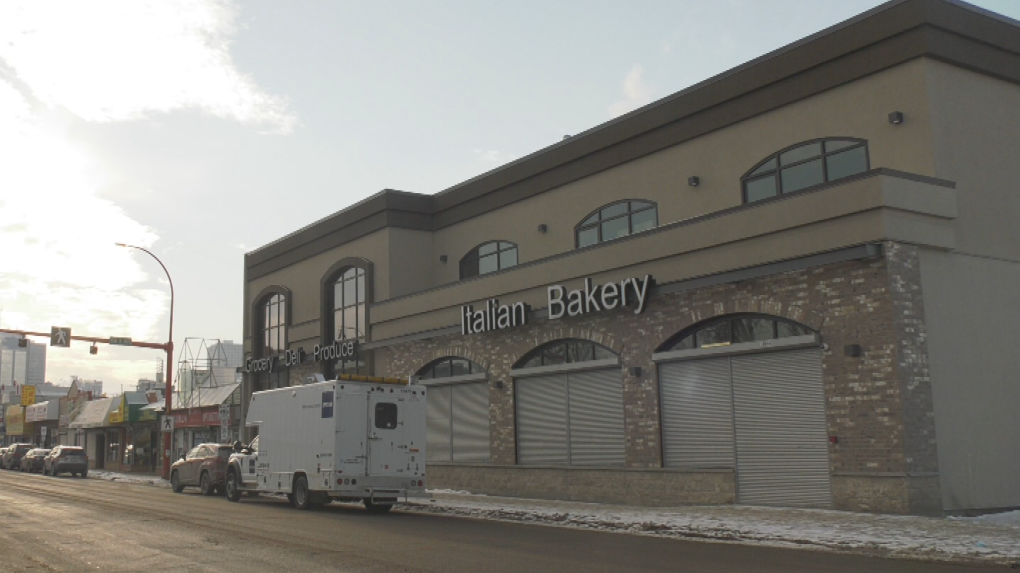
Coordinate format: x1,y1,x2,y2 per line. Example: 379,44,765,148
888,111,904,125
439,255,448,263
495,380,504,389
844,344,862,357
688,176,700,187
628,366,642,377
538,224,548,233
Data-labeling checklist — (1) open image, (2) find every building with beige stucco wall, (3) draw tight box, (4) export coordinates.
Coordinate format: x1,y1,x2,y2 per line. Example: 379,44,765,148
241,0,1020,515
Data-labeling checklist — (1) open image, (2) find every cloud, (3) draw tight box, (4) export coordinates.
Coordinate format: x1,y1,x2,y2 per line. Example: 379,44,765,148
473,149,511,164
608,65,656,118
0,0,296,133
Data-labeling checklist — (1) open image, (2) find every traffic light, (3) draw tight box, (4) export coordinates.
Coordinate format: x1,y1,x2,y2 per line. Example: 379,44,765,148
90,344,98,355
18,338,28,347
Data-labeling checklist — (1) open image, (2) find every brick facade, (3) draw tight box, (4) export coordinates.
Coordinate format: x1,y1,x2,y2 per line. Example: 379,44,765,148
375,242,941,514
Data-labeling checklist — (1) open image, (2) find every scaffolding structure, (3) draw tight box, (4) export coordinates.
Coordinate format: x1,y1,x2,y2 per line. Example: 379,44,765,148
175,338,241,409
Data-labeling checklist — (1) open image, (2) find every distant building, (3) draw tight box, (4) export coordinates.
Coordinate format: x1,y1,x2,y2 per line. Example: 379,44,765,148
207,340,243,368
70,377,103,398
0,332,46,389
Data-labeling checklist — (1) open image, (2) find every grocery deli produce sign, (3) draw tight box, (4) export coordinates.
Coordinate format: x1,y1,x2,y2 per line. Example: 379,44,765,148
245,339,359,373
462,274,653,335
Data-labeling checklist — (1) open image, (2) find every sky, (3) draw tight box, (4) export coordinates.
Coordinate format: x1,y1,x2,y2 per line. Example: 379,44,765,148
1,0,1018,392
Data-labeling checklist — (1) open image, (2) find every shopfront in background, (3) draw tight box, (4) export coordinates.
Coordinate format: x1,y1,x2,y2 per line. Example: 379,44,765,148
26,400,60,448
170,408,222,461
121,392,160,473
3,405,24,446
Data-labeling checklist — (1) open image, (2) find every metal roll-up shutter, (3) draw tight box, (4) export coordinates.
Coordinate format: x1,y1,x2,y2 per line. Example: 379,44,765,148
426,385,452,462
730,348,831,508
451,382,491,462
567,369,626,466
516,375,569,465
659,357,735,468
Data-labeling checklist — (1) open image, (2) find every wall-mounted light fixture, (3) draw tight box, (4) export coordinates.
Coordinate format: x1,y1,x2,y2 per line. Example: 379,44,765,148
687,176,700,187
439,255,448,263
844,344,862,357
537,224,548,233
495,380,504,389
628,366,642,377
888,111,904,125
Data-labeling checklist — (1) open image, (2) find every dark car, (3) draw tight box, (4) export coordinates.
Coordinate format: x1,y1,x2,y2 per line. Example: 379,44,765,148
44,446,89,478
2,444,33,470
170,443,233,496
20,448,49,473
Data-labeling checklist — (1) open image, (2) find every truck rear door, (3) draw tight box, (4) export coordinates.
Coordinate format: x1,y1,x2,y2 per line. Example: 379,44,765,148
367,390,408,477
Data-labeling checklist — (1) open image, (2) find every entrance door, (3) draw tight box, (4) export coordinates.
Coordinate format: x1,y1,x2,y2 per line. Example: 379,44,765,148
366,392,405,477
658,347,831,508
95,434,105,469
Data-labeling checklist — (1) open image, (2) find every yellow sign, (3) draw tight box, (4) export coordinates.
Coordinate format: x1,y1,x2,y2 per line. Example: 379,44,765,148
109,398,124,424
20,386,36,406
5,406,24,435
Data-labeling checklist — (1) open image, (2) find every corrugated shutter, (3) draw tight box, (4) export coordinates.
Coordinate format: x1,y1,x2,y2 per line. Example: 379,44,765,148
451,382,490,462
516,375,568,465
426,386,452,462
731,349,832,508
659,357,735,468
567,369,626,466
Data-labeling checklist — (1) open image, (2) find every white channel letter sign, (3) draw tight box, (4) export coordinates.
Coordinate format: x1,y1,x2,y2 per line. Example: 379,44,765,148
461,300,529,335
460,274,654,335
244,340,359,373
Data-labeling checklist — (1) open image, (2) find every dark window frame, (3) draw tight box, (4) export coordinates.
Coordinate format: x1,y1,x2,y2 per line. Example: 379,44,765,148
251,286,290,391
741,138,870,204
416,356,486,380
513,339,619,370
574,200,658,248
459,240,519,279
657,313,816,352
320,258,373,379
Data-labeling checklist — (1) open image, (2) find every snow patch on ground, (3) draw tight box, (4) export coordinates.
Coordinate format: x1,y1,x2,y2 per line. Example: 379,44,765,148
402,492,1020,565
88,471,170,488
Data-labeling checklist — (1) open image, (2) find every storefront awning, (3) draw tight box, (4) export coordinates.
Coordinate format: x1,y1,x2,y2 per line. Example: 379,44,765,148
68,398,115,429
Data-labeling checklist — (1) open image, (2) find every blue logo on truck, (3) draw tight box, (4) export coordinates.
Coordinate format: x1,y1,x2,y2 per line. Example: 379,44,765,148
322,391,334,418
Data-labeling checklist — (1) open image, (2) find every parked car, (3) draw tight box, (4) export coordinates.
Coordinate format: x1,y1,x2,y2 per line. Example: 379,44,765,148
0,447,7,469
44,446,89,478
170,443,233,496
3,444,34,470
20,448,49,473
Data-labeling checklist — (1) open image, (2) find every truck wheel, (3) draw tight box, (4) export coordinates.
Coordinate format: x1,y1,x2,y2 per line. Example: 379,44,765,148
80,470,87,478
225,470,242,502
171,471,184,493
363,499,393,513
292,475,311,510
200,472,215,496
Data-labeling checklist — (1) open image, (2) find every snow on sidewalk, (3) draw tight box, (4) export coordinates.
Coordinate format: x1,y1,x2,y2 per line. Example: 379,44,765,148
402,491,1020,565
88,470,170,487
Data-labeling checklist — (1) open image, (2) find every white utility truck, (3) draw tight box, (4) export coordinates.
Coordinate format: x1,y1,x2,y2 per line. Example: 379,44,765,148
224,376,428,513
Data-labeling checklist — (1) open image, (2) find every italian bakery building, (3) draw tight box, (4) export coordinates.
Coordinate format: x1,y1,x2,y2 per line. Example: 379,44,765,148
242,0,1020,515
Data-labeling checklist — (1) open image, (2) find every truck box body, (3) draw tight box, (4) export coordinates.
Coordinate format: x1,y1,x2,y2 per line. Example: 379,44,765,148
242,379,427,502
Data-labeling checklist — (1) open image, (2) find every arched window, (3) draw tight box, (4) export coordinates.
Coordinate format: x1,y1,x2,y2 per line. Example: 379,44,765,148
416,357,489,463
327,265,368,376
658,313,814,352
575,200,657,248
258,293,287,389
460,241,518,279
418,357,486,379
514,339,618,370
743,138,869,203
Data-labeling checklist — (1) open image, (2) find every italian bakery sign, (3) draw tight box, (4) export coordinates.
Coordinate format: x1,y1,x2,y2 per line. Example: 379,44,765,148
462,274,653,335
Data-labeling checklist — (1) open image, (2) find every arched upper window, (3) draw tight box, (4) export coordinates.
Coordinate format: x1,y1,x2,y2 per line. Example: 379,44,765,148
417,356,486,380
328,265,367,376
743,138,869,204
515,339,618,370
575,200,657,248
658,313,814,352
460,241,518,279
258,292,287,389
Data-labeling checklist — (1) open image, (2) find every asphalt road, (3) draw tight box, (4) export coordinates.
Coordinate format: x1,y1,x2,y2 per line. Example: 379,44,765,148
0,470,1003,573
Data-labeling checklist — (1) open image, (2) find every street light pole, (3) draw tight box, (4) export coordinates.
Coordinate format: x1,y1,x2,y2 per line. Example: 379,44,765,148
116,243,174,480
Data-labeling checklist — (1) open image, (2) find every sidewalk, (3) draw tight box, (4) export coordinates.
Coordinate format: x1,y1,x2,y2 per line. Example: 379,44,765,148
401,491,1020,565
86,471,1020,565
